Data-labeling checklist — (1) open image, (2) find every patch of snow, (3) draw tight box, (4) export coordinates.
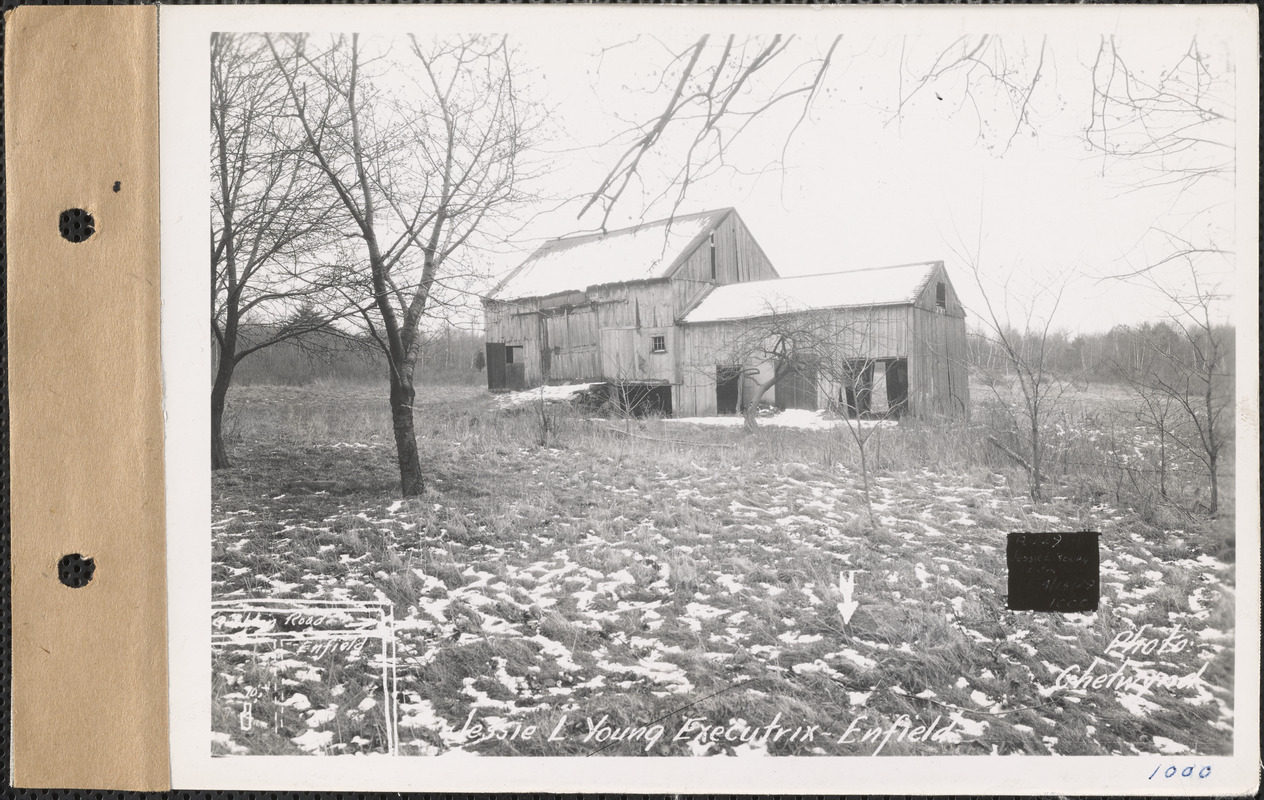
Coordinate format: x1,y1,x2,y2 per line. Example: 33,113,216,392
778,631,824,645
495,383,600,409
280,693,312,711
914,563,931,588
831,648,878,670
291,729,335,752
1118,692,1163,717
716,574,744,594
938,711,988,742
306,705,339,727
1152,736,1191,755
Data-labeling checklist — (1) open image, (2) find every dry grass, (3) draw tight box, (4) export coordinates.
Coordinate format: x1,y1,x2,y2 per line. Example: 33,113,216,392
211,380,1237,758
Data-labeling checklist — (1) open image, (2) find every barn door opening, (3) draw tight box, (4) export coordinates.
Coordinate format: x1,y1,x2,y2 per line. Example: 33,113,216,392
619,383,673,417
885,358,909,416
504,345,526,391
485,342,506,391
716,365,741,415
778,359,818,411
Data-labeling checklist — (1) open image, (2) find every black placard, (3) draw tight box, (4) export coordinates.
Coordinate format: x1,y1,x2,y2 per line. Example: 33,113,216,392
1006,531,1100,612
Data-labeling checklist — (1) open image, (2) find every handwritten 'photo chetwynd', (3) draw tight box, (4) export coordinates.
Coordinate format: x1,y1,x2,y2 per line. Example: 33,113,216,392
160,4,1260,793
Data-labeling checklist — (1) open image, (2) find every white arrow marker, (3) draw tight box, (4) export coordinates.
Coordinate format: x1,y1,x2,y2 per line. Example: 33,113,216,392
837,570,860,625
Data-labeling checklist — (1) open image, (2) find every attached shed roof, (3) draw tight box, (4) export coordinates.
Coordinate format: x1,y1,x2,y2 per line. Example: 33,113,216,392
487,208,733,302
681,261,943,324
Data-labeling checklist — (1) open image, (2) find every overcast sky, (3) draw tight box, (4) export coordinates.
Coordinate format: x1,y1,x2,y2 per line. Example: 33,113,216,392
454,24,1244,335
210,7,1251,337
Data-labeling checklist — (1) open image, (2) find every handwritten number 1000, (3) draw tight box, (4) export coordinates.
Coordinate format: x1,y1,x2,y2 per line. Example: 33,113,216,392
1149,764,1212,780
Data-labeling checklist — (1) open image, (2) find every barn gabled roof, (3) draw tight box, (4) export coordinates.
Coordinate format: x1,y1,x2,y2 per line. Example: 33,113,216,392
486,208,735,302
680,260,944,324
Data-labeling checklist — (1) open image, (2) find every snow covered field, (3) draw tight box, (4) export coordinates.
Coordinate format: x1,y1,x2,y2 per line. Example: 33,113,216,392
211,384,1237,758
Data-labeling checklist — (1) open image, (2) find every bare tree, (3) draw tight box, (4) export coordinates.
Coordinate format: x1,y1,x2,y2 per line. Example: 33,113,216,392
1084,36,1234,286
1122,267,1232,515
211,32,344,470
581,34,840,227
265,33,537,496
1077,38,1234,516
955,249,1075,502
1111,322,1184,502
705,304,835,433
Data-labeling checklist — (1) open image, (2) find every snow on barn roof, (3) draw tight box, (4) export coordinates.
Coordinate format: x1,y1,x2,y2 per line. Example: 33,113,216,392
487,208,733,301
681,261,942,324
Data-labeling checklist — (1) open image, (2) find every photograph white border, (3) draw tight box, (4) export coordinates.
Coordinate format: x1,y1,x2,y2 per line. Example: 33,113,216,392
162,4,1260,793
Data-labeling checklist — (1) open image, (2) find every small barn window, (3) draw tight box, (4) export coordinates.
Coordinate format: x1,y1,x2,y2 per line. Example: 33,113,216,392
709,232,717,281
651,335,667,353
505,345,523,364
935,282,947,309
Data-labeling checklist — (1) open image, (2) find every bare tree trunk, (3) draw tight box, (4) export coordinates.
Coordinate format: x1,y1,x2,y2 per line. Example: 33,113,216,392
1158,426,1168,499
743,369,784,433
389,370,424,496
1029,407,1043,500
211,312,238,469
856,435,875,527
1205,371,1218,515
211,360,234,470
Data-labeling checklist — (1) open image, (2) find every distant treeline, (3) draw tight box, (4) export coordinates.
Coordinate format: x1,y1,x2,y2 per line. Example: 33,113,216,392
223,324,487,386
222,320,1236,388
967,322,1236,383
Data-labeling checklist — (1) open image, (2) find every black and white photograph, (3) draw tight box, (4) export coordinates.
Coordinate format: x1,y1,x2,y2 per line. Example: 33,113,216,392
161,4,1258,792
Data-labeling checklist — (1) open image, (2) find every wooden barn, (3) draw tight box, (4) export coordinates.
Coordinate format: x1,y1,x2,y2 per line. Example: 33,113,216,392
676,260,970,417
482,208,779,412
483,207,968,418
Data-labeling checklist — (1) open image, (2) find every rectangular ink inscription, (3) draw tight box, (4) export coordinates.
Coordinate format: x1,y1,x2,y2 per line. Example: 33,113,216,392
1007,531,1100,612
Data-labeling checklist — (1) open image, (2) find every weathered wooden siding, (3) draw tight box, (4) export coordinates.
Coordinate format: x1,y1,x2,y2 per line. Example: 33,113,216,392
588,283,675,382
901,262,969,415
678,301,969,418
670,211,780,320
676,323,719,415
910,261,966,316
485,282,681,386
487,210,781,395
589,282,675,328
907,306,970,416
484,300,546,386
543,306,600,380
676,322,775,416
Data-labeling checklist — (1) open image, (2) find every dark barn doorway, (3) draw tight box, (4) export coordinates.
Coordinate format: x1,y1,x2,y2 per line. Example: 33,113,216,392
486,343,526,391
609,383,673,417
716,365,742,415
838,359,909,418
486,343,506,391
885,358,909,416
